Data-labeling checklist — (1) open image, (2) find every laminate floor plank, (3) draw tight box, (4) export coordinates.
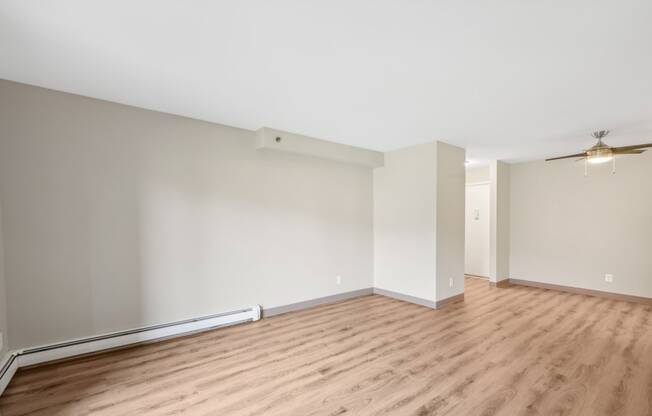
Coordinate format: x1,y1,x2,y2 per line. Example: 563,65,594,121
1,278,651,416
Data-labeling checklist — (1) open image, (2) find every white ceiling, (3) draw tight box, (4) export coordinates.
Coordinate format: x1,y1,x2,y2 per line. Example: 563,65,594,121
2,1,652,163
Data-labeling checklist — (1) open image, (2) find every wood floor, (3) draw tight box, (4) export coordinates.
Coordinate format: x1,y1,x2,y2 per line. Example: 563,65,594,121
2,277,652,416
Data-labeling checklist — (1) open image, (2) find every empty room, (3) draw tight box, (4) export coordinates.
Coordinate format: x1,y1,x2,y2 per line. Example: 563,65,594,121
1,1,651,415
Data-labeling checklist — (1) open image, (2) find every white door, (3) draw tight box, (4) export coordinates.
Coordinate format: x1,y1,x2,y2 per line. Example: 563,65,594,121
465,183,490,277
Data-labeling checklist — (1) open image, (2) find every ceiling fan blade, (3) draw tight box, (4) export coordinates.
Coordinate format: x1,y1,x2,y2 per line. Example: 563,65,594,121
613,149,646,155
611,143,652,152
545,152,587,161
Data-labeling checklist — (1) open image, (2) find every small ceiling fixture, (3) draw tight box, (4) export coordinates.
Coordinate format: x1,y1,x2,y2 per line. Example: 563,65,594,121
545,130,652,175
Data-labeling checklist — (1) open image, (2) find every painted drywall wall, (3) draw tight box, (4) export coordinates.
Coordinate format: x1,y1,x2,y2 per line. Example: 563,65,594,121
466,166,490,183
0,80,374,349
256,127,384,168
510,152,652,297
373,141,466,304
0,200,7,357
373,142,438,303
490,161,510,283
435,142,466,301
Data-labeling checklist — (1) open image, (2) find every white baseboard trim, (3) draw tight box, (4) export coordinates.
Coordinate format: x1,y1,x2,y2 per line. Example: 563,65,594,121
373,287,436,309
0,305,260,395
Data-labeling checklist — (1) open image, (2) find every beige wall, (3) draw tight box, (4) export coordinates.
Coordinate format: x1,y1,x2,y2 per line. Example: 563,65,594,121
466,166,490,183
490,161,510,282
0,80,374,349
435,142,466,301
510,152,652,297
373,141,465,303
0,200,7,357
373,143,438,302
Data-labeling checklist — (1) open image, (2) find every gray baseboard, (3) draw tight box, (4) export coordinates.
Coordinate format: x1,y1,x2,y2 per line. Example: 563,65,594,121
264,286,465,316
509,278,652,305
489,279,511,288
263,288,374,317
435,292,465,308
372,287,436,309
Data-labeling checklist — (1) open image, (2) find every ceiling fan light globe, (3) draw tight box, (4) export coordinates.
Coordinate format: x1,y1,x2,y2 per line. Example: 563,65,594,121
587,155,613,164
586,147,613,164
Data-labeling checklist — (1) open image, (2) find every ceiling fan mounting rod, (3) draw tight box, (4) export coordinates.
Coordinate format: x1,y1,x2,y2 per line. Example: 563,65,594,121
592,130,609,139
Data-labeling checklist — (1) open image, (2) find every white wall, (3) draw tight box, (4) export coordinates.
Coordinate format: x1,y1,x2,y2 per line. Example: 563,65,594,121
0,80,374,349
373,143,438,303
435,142,466,301
510,153,652,297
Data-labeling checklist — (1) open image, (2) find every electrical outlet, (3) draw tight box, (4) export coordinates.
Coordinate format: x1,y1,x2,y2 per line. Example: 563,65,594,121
605,274,613,283
449,278,454,288
336,275,342,285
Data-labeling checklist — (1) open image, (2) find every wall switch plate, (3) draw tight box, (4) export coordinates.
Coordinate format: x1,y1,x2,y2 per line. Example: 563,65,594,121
0,332,3,351
336,275,342,285
449,278,454,288
605,274,613,283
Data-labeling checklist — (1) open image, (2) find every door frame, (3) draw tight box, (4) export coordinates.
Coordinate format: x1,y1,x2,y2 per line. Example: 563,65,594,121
466,180,491,187
465,181,491,278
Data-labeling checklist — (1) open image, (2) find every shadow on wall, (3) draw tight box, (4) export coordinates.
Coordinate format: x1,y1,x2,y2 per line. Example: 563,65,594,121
0,80,374,350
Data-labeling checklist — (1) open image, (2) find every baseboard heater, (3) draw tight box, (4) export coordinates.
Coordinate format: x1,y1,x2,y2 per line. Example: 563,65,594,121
0,305,261,395
0,353,18,396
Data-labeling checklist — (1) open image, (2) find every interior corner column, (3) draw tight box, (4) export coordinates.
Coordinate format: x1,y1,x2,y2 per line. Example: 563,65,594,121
434,142,466,304
489,160,510,284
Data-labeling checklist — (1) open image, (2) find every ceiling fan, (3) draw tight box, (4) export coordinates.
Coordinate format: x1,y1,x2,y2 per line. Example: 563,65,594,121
545,130,652,174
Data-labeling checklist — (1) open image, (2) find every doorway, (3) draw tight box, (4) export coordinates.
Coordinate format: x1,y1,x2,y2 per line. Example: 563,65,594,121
465,182,490,278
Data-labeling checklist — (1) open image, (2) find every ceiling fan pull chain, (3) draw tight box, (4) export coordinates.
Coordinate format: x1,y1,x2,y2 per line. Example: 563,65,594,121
612,155,616,174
